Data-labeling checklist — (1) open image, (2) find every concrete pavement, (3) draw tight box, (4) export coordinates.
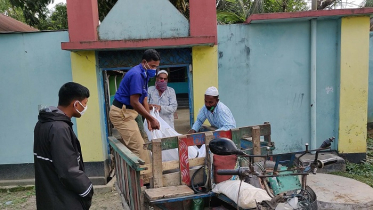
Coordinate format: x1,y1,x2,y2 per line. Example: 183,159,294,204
307,173,373,209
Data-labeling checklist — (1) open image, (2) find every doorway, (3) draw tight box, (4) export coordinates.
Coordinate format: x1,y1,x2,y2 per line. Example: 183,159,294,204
102,66,193,136
98,48,193,137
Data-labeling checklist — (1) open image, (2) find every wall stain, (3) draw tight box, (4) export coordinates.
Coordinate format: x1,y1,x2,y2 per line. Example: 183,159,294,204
245,46,250,56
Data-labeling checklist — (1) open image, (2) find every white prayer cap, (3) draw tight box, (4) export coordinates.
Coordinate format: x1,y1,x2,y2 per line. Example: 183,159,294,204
157,70,168,76
205,86,219,96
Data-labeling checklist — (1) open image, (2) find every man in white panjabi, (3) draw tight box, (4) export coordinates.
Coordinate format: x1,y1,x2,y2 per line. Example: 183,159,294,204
148,70,178,129
188,86,236,133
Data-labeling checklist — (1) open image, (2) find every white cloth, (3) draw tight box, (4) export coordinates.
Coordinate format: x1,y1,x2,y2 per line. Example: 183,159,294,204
144,108,204,162
205,86,219,96
148,86,177,129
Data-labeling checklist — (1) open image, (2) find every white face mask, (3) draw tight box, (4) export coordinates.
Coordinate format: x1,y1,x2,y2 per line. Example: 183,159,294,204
75,101,87,116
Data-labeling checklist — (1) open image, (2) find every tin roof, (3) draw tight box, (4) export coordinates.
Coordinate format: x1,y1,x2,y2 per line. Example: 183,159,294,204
246,8,373,24
0,14,38,32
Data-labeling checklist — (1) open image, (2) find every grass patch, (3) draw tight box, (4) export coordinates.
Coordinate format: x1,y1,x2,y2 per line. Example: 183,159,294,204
0,188,35,208
330,161,373,187
332,171,373,188
0,186,34,193
330,135,373,188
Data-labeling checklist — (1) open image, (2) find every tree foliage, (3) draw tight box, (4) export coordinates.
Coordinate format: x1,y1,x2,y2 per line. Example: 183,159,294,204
217,0,309,24
4,0,367,30
38,3,68,30
0,0,25,23
4,0,191,29
8,0,52,27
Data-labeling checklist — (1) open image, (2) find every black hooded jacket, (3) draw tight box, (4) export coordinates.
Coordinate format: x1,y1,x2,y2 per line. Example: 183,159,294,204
34,107,93,210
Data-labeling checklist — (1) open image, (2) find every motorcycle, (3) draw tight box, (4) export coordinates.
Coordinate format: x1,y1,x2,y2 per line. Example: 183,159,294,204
209,137,337,210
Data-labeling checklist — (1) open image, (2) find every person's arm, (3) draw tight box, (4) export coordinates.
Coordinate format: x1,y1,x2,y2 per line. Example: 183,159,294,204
143,96,150,113
143,96,153,131
131,94,159,129
215,108,236,131
50,126,93,201
160,88,178,115
188,108,207,133
129,74,159,129
147,89,154,110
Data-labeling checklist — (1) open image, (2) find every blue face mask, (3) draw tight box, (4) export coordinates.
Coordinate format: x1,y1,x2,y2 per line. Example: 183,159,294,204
147,69,157,78
145,62,157,78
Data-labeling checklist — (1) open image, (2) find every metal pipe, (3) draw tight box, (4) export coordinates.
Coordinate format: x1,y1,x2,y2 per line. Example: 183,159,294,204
311,18,317,150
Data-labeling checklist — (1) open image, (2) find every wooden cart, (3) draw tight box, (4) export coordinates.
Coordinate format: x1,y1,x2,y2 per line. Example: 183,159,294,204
108,122,273,210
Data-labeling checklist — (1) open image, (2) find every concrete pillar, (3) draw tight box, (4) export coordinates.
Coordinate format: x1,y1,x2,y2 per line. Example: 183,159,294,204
66,0,99,42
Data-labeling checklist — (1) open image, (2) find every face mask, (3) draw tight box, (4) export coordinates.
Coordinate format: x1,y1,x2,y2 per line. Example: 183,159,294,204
156,81,167,92
205,106,215,112
75,101,87,116
145,62,157,78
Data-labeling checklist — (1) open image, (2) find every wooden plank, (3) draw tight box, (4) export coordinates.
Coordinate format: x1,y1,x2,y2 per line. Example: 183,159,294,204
149,192,215,204
204,131,214,191
152,139,163,188
162,168,203,187
144,125,271,150
140,186,147,210
264,122,272,145
132,169,141,210
231,128,241,149
184,133,206,146
239,124,271,138
178,135,191,186
108,136,145,169
145,185,194,201
252,126,262,162
213,130,232,139
140,157,205,175
127,164,135,210
144,137,179,150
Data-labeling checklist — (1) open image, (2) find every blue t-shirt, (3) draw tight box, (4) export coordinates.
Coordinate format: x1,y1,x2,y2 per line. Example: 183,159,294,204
114,64,149,106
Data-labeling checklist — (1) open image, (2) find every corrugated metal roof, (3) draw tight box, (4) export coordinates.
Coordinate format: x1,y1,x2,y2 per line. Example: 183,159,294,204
0,14,38,32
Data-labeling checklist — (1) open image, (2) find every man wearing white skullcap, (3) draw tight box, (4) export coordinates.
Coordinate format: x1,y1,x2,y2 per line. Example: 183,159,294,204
188,86,236,133
148,70,178,128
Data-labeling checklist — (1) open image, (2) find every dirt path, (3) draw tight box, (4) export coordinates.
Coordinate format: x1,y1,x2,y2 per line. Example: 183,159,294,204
0,188,123,210
174,108,190,134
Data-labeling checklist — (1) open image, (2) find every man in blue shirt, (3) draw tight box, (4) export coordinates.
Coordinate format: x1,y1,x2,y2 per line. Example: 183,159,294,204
188,86,236,133
109,49,160,164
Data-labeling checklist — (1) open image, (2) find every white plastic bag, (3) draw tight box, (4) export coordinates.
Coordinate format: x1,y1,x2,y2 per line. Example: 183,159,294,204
212,180,271,209
144,108,201,161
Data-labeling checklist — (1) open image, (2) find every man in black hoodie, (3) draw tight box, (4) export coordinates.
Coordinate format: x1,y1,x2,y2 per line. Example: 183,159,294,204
34,82,93,210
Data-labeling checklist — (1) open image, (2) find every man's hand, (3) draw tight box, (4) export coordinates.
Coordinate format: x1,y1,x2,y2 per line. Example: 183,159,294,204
149,104,161,112
187,129,196,134
149,117,160,130
147,120,152,131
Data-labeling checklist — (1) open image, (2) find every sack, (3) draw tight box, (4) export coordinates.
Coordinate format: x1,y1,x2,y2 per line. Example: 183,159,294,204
144,108,202,162
212,180,271,209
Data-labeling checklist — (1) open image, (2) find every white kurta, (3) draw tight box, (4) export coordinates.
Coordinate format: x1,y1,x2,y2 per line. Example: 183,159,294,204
148,86,178,129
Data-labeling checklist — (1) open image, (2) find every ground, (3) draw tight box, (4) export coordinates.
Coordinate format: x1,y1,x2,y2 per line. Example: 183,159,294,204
0,187,122,210
174,108,191,134
2,117,372,209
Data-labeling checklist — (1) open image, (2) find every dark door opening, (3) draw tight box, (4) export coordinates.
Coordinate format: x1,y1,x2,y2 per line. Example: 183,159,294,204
102,65,193,136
